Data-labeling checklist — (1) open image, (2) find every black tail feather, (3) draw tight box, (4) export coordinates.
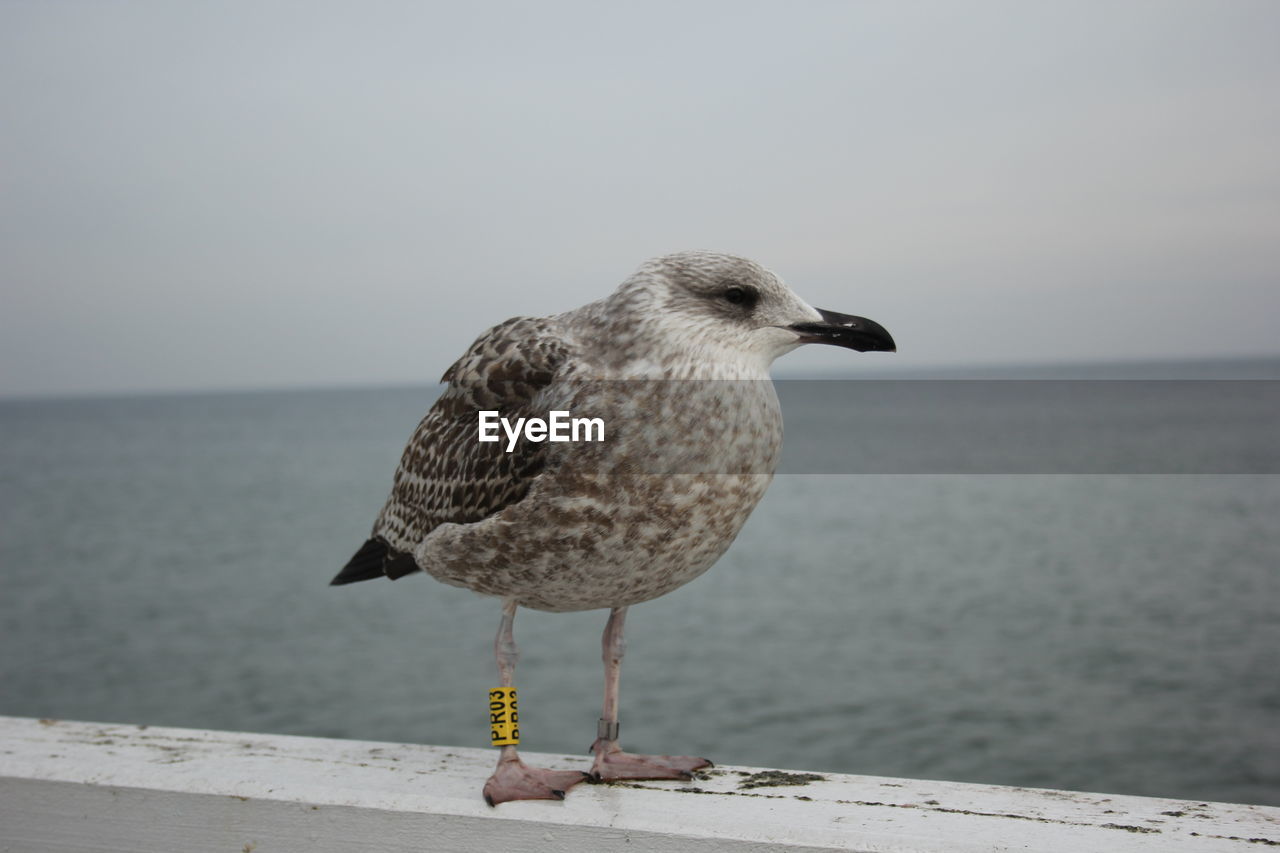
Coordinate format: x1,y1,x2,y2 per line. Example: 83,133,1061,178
331,538,387,585
330,537,420,585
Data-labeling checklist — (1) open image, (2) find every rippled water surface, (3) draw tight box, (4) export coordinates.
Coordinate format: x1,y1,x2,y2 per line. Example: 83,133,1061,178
2,364,1277,806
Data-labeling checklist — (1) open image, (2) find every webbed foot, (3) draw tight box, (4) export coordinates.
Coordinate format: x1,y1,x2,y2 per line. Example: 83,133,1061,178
588,738,713,782
483,754,588,806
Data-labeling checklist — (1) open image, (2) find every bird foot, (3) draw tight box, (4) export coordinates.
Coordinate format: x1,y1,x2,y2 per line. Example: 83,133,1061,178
588,738,713,782
482,754,589,806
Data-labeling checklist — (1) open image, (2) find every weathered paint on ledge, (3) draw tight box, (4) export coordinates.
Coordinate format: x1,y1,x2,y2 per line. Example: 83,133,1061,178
1,715,1276,852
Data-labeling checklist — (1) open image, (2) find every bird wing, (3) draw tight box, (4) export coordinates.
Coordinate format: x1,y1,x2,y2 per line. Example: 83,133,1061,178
331,316,574,585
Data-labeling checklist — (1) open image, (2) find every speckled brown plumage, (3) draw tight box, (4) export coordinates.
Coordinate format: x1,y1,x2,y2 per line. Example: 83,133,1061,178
369,316,574,569
334,252,890,612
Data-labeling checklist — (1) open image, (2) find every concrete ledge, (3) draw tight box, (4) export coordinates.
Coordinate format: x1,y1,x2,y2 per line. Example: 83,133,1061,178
1,716,1276,852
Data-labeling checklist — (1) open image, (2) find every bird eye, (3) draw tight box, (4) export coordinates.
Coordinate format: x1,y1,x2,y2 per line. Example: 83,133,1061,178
723,285,751,306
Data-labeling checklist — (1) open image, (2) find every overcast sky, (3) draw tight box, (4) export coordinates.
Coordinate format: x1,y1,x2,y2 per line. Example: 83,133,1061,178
2,0,1278,397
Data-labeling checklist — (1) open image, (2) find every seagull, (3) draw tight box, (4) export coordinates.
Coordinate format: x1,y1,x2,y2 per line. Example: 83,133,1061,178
331,251,895,805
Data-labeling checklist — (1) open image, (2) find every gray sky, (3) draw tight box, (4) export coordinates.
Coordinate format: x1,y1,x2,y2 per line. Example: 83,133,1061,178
3,0,1278,397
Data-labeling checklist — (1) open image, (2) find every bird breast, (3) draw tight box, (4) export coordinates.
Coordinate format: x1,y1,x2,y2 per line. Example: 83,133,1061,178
417,378,784,612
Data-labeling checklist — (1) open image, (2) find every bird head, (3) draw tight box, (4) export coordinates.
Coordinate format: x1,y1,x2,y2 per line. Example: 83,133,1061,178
615,251,896,371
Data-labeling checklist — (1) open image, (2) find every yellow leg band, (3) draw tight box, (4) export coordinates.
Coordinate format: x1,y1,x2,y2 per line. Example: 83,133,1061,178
489,687,520,746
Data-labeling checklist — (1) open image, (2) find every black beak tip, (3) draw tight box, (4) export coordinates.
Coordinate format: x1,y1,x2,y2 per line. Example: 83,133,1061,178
791,308,897,353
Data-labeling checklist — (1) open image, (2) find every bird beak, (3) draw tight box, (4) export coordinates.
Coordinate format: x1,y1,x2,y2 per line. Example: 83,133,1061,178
789,308,897,353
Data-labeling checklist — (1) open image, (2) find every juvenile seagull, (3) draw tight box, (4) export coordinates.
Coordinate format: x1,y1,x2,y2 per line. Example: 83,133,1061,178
332,251,895,805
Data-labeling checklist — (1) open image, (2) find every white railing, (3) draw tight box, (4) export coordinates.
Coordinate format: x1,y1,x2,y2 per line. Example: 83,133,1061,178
1,716,1275,852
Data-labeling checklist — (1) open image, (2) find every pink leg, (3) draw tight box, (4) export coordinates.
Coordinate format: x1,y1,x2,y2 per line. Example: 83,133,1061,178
589,606,712,782
482,599,588,806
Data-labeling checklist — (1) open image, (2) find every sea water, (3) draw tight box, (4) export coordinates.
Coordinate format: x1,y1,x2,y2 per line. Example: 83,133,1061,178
1,360,1276,806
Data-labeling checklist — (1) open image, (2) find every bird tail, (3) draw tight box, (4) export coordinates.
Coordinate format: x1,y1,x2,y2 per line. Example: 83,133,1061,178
330,537,420,585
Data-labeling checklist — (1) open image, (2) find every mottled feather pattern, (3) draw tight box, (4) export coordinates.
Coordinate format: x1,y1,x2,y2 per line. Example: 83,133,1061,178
342,252,829,611
371,316,573,560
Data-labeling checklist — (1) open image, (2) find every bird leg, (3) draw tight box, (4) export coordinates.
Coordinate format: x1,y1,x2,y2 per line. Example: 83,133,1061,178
589,606,712,781
482,599,588,806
